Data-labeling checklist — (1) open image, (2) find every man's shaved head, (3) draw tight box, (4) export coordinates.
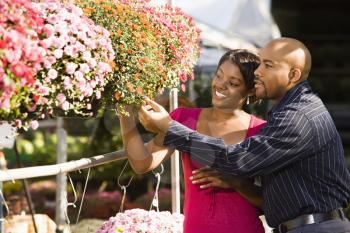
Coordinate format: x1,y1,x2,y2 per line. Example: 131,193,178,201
265,37,312,80
254,37,313,103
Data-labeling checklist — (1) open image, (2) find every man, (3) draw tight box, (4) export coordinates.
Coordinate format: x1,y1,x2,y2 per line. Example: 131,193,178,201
139,38,350,233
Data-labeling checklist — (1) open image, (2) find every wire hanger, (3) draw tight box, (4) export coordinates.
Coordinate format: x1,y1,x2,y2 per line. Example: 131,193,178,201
75,167,91,224
150,163,164,212
117,161,133,213
63,172,78,232
0,189,9,223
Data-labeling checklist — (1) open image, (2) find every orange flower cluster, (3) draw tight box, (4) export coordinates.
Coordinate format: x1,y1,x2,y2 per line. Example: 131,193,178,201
76,0,201,115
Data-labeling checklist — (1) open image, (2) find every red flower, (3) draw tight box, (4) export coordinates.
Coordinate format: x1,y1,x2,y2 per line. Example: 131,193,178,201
10,62,26,77
33,94,39,103
0,40,6,49
114,91,121,100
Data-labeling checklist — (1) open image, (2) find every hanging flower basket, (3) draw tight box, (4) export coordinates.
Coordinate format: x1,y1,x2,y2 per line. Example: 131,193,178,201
96,208,184,233
1,0,201,127
32,0,115,117
0,0,50,129
76,0,201,115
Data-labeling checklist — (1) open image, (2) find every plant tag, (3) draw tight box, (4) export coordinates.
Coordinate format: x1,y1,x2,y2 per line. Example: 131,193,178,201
152,199,159,208
0,122,16,149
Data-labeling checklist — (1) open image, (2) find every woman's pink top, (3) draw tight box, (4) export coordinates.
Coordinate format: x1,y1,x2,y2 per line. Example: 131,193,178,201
170,108,266,233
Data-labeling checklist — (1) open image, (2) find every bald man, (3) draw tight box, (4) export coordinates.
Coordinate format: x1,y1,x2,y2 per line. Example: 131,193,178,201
138,38,350,232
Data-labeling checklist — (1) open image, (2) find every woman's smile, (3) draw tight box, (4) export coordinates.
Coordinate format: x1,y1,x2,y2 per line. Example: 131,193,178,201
214,90,227,99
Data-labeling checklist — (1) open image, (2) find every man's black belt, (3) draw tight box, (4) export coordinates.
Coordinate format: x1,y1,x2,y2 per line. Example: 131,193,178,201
273,209,347,233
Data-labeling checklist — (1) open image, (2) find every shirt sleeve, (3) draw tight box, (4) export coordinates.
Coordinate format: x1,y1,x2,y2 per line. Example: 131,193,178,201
163,109,314,177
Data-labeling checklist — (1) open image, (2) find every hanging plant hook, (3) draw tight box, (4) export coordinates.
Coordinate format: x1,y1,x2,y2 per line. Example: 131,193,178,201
117,161,134,213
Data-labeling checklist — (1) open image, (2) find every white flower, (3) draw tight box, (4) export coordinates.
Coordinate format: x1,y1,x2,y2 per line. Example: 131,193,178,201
82,51,91,61
56,93,66,104
30,120,39,130
74,71,84,83
96,90,101,99
53,49,63,58
79,63,90,74
48,69,58,79
61,101,70,111
65,62,78,74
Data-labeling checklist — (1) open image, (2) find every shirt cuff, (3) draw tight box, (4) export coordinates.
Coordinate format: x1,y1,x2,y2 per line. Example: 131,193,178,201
163,120,193,149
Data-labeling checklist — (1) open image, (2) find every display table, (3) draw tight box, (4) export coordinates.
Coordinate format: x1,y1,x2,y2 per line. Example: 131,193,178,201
4,214,56,233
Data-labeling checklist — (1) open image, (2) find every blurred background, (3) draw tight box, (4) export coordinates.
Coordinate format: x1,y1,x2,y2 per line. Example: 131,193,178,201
1,0,349,232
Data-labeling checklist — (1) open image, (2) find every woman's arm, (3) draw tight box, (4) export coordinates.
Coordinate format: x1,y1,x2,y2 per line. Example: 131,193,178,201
191,167,263,210
119,107,174,174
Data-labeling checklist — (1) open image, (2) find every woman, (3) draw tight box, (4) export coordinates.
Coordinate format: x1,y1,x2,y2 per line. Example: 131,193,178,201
119,49,266,233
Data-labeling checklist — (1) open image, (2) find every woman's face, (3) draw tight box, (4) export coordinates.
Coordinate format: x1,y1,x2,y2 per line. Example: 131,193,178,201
211,60,250,110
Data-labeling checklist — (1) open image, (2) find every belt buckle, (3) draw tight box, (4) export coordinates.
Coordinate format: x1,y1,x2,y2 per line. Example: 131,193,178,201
277,224,287,233
338,208,346,220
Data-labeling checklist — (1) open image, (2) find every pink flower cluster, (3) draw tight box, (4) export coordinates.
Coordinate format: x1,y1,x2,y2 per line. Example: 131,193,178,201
1,0,200,128
32,0,115,116
140,3,201,92
97,209,184,233
157,5,201,92
0,0,50,129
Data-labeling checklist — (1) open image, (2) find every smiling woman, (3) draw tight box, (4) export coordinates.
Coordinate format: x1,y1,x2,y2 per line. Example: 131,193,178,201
211,50,259,112
119,49,267,233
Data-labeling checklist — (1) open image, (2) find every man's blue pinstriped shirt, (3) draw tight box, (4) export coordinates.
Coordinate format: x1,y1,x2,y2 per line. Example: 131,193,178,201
163,81,350,227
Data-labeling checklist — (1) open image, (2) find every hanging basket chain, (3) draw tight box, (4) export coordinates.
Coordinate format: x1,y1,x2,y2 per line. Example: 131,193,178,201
117,161,134,213
150,163,164,212
76,167,91,224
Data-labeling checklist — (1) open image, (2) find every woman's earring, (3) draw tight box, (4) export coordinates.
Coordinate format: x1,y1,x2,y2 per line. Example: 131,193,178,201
246,96,250,105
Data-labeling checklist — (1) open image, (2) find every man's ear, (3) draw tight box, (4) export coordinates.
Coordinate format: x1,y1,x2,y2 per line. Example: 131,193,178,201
288,68,302,83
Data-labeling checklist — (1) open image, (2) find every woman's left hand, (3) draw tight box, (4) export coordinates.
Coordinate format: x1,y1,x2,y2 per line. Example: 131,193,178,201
190,166,245,189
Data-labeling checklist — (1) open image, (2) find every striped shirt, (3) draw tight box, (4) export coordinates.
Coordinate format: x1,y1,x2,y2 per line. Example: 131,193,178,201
163,81,350,227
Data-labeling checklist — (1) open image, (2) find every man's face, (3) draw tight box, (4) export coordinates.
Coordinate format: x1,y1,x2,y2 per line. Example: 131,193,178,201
254,44,292,103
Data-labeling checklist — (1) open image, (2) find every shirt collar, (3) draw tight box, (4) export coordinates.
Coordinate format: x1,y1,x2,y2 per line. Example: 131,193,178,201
269,81,312,114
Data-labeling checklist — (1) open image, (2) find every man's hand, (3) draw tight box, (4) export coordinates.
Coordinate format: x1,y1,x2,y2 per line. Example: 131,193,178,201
138,99,172,134
190,166,245,190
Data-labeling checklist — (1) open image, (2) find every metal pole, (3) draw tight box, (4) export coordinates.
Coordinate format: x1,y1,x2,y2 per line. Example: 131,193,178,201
13,142,38,233
0,150,127,182
55,117,67,233
0,122,15,233
169,89,180,214
167,0,180,215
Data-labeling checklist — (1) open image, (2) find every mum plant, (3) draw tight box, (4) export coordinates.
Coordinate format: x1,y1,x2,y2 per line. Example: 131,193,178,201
32,0,115,117
0,0,50,129
76,0,201,115
96,208,184,233
140,3,201,92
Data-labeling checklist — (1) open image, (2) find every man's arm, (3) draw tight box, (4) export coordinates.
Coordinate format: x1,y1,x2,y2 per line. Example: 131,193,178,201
163,110,314,177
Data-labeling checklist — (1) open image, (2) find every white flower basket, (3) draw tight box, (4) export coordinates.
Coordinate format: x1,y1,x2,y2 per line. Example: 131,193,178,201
96,209,184,233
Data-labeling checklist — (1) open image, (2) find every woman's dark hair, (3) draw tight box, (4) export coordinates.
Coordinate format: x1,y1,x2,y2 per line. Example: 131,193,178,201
216,49,260,91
